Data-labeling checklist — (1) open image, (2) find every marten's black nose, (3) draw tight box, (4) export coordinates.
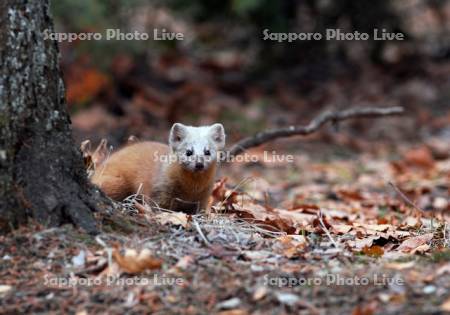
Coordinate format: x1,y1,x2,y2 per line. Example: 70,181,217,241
195,162,204,170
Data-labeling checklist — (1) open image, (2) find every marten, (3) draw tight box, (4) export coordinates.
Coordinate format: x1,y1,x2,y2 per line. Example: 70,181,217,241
91,123,226,212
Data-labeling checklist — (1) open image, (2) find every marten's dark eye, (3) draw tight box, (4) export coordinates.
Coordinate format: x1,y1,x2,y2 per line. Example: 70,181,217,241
186,149,193,157
204,149,211,156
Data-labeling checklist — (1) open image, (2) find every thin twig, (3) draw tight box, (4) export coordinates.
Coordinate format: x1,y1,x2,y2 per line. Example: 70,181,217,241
318,210,340,249
388,181,424,213
193,218,211,246
95,236,113,269
226,106,404,157
213,177,255,214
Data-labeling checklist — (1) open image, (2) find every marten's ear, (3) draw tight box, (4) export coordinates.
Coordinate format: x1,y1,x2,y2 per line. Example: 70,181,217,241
169,123,187,149
209,123,226,149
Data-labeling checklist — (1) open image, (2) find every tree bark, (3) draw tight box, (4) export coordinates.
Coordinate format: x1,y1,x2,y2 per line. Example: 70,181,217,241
0,0,108,234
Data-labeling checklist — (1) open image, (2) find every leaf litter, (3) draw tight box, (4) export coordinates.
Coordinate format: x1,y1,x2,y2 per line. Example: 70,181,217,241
1,139,449,314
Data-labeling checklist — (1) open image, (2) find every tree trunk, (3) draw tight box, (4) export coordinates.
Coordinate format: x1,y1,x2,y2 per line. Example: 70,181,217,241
0,0,108,234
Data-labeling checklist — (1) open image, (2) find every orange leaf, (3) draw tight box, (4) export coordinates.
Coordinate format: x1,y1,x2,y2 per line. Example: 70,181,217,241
338,190,364,201
403,146,435,169
362,245,384,257
212,177,228,202
66,68,109,104
112,248,162,274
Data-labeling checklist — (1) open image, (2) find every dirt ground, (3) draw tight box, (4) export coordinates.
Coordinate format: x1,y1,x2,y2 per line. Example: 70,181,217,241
1,137,449,315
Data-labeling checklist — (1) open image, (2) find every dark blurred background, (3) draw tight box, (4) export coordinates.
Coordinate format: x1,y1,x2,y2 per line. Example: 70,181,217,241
51,0,450,150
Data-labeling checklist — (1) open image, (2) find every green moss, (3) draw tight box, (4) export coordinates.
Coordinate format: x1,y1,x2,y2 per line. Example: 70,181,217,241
69,229,98,247
429,249,450,263
352,252,373,264
101,213,135,234
391,255,417,263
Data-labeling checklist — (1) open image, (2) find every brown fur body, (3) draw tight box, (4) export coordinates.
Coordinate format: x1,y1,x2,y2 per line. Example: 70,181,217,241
91,141,217,211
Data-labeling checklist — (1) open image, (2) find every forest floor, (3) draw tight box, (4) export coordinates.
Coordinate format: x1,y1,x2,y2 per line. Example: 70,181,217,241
2,3,450,312
1,134,449,315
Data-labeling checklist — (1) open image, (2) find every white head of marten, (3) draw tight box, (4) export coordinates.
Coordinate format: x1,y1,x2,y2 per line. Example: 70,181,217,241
91,123,226,213
169,123,225,173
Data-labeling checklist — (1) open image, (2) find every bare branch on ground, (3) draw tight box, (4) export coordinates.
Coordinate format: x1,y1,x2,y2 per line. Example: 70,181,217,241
227,106,404,157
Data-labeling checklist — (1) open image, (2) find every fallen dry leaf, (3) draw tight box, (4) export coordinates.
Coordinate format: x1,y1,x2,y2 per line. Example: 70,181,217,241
384,261,416,270
433,197,449,211
154,212,189,228
338,189,365,201
276,235,308,258
436,263,450,276
332,224,353,234
410,244,430,254
362,245,384,257
212,177,228,203
397,233,434,253
113,248,162,274
347,236,382,251
403,146,435,169
351,301,378,315
441,297,450,312
0,285,12,295
174,255,195,270
362,224,391,232
253,286,268,301
403,216,420,228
